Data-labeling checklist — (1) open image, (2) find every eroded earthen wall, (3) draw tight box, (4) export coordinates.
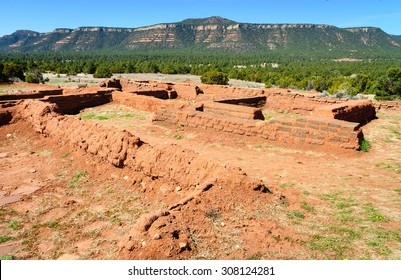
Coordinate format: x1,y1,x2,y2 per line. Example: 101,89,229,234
41,91,113,114
14,100,267,192
112,92,185,112
154,109,362,150
0,89,63,101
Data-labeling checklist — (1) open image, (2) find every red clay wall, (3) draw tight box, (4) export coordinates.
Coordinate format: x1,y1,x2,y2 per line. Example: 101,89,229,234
0,89,63,101
375,101,401,111
264,91,346,114
199,84,265,99
202,100,265,120
112,92,186,112
15,100,268,192
172,83,203,100
41,91,112,114
311,100,376,124
154,109,362,150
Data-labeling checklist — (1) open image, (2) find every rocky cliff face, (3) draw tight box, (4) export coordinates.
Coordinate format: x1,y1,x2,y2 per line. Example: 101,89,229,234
1,16,400,53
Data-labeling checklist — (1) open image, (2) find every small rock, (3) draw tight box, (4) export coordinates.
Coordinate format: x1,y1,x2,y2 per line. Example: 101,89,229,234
141,239,147,247
0,152,9,159
179,242,189,252
6,134,12,138
221,222,225,227
28,168,37,173
175,186,182,192
123,176,129,180
64,199,77,206
153,233,162,240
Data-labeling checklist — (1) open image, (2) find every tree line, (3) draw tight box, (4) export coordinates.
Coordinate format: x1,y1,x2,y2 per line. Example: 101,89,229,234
1,51,400,100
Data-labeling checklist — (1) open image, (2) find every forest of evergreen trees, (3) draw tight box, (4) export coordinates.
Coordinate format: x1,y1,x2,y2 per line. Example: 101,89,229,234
1,51,401,100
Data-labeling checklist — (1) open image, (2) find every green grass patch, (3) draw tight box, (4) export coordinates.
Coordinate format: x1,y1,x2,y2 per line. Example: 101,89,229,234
375,162,401,174
301,201,316,213
80,111,149,121
0,255,15,260
395,189,401,195
173,134,183,140
61,152,70,158
49,221,58,228
363,203,389,222
287,210,305,221
365,228,400,256
278,182,295,189
69,170,88,188
80,113,108,120
0,236,12,243
8,220,22,230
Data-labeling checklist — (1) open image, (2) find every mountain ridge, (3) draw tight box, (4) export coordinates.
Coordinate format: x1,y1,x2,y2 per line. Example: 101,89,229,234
1,16,401,55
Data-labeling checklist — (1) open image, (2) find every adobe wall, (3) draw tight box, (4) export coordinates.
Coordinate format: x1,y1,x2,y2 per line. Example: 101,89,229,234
0,89,63,101
154,109,362,150
202,100,265,120
41,91,113,114
199,84,265,99
171,83,203,100
264,91,345,114
14,100,268,192
311,100,376,124
118,79,174,92
112,92,186,112
375,101,401,111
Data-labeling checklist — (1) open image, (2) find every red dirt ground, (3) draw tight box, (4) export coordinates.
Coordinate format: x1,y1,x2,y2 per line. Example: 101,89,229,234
0,83,400,260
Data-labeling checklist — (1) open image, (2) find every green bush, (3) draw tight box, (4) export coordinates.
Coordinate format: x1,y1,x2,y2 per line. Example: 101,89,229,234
360,138,370,152
93,66,112,78
201,71,229,85
25,68,44,84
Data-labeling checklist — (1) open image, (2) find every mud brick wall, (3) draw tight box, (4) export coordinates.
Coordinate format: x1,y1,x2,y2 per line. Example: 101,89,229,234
375,101,401,111
264,91,346,114
41,91,112,114
0,89,63,101
199,85,265,99
154,109,362,150
112,92,185,112
202,101,265,120
119,79,173,92
172,83,203,100
312,100,376,124
15,100,267,192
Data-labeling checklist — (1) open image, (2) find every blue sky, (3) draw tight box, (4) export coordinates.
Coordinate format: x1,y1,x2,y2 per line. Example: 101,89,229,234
1,0,400,36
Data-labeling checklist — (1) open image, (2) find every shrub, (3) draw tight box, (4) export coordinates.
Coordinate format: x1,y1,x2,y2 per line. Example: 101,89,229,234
201,71,229,85
360,138,370,152
25,68,44,84
93,66,112,78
